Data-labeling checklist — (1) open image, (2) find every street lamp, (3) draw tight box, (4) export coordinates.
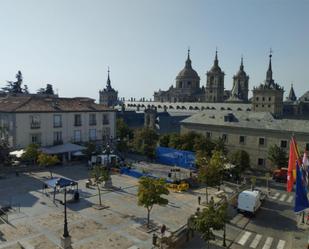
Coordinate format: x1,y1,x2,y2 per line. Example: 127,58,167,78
56,181,70,238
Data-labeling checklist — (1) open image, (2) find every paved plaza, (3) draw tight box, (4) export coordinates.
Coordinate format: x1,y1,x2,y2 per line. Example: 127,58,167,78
0,164,225,249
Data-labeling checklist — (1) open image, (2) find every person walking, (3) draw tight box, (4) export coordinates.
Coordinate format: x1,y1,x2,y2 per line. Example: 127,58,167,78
198,196,201,205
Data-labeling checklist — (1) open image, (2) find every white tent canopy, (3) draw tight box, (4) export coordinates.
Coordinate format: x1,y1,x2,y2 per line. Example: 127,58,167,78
40,143,86,155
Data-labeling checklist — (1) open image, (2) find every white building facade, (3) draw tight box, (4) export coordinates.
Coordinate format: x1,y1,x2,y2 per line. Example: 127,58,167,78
0,95,116,149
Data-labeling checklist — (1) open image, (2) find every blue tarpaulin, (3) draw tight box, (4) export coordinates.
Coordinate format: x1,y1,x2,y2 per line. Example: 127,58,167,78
156,147,196,169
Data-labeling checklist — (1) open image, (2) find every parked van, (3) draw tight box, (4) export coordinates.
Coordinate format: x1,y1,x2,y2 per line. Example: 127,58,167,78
89,154,121,168
237,190,262,215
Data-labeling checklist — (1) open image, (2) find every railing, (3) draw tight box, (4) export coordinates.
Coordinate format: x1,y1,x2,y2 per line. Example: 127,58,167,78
30,122,40,129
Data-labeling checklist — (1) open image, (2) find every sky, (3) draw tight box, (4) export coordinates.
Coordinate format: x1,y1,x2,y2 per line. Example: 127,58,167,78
0,0,308,102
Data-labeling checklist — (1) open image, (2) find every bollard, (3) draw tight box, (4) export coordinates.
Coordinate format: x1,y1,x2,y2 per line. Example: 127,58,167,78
152,233,158,246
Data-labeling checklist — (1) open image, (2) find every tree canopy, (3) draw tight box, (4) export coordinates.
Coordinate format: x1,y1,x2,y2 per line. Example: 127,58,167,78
132,128,159,159
21,143,39,164
2,71,29,94
229,150,250,176
137,177,169,227
91,165,110,206
37,153,60,178
268,144,288,169
37,84,55,95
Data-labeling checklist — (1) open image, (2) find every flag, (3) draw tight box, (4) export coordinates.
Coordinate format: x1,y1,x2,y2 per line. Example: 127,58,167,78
302,151,309,186
294,161,309,212
287,137,301,192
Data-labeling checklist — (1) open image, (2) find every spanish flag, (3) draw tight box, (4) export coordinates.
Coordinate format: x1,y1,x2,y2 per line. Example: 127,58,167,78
287,137,301,192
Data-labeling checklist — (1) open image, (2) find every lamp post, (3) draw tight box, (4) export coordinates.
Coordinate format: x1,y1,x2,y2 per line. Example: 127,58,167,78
56,181,72,249
63,187,69,238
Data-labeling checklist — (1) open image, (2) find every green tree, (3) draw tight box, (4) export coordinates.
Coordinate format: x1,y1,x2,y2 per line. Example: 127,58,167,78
230,150,250,178
83,142,97,160
37,84,55,95
168,133,182,149
198,150,226,203
91,165,110,206
116,118,132,153
268,144,288,169
37,153,59,178
216,199,229,247
178,132,202,151
133,128,159,159
2,71,27,94
21,143,39,165
194,137,216,158
214,138,228,155
116,118,133,140
137,177,169,228
159,134,170,147
192,201,218,248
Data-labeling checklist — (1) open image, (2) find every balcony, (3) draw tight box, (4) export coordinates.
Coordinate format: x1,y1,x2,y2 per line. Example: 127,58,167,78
53,123,62,128
30,122,41,129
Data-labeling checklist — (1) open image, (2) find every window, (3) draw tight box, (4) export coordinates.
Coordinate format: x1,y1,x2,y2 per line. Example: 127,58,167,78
53,115,62,128
89,114,96,126
256,97,259,101
280,140,287,148
222,134,228,142
262,104,264,107
269,97,271,101
206,132,211,139
30,133,41,145
53,131,62,145
268,104,271,108
239,136,245,144
259,137,265,146
258,158,265,166
30,115,40,129
74,130,81,143
103,114,109,125
262,97,265,101
74,114,82,126
89,129,96,141
306,143,309,151
256,104,258,107
102,127,110,142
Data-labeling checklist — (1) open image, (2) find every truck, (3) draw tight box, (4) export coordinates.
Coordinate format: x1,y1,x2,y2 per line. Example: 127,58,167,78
89,154,121,168
237,190,262,215
272,167,288,183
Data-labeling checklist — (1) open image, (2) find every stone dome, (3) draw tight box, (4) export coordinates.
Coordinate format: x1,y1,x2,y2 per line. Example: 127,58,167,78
176,51,200,80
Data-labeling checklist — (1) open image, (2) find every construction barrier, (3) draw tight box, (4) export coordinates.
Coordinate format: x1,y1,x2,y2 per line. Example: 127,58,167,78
156,147,196,170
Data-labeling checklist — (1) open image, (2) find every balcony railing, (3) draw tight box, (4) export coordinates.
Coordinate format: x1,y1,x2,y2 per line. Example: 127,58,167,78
30,122,41,129
53,123,62,128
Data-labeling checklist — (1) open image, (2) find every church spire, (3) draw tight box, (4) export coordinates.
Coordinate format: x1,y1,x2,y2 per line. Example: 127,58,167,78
266,50,273,85
106,67,112,90
214,48,219,67
240,56,244,71
287,83,297,102
185,48,192,69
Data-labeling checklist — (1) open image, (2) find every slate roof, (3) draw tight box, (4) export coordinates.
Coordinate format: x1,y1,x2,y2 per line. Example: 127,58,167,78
181,110,309,133
299,91,309,102
0,95,113,113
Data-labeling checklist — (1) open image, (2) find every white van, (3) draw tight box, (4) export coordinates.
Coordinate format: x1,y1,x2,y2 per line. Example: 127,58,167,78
89,154,121,168
237,190,262,215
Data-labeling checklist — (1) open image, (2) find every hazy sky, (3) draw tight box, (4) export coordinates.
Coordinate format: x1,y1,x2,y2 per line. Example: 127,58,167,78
0,0,308,102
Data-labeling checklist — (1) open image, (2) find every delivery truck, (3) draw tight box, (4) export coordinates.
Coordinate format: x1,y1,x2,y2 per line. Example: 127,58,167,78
237,190,262,215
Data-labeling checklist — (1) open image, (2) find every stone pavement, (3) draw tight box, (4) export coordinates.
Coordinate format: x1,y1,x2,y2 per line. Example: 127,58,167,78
0,164,230,249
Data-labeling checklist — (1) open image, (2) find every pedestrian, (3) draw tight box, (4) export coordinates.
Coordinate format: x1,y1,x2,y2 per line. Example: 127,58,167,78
198,196,201,205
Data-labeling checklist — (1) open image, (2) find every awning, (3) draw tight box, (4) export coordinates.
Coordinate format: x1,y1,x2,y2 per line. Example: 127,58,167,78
44,177,77,188
40,143,86,155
